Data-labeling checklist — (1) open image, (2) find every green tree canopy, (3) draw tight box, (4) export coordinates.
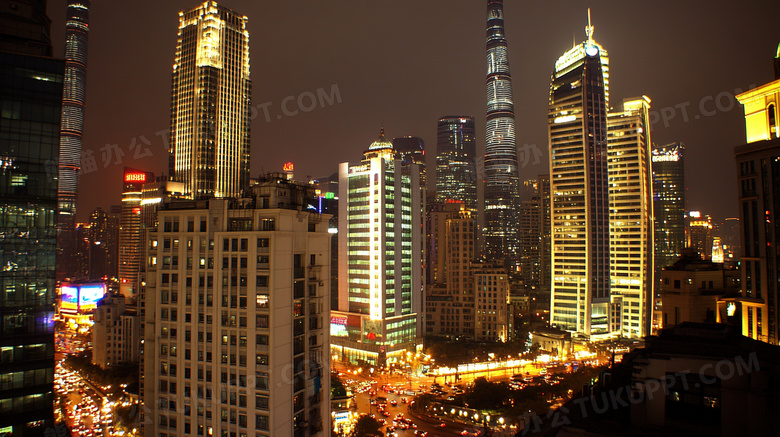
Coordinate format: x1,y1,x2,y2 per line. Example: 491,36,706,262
349,415,383,437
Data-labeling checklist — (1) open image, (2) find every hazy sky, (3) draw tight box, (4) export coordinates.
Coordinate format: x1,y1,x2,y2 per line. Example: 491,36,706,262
47,0,780,223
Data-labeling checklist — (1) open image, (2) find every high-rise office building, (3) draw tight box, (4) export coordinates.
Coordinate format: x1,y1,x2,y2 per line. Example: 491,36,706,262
392,135,427,320
140,176,186,229
483,0,520,263
686,211,713,260
331,129,423,365
119,168,153,298
56,0,90,281
473,262,510,341
426,203,476,338
424,203,510,341
652,142,686,325
142,177,331,436
517,175,550,294
392,136,426,189
733,67,780,344
607,97,654,338
436,116,477,212
715,217,741,264
169,1,251,199
0,1,63,434
86,206,119,280
548,15,611,338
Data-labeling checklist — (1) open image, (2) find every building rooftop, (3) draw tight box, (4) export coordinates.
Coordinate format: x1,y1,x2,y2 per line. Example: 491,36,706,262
648,322,780,362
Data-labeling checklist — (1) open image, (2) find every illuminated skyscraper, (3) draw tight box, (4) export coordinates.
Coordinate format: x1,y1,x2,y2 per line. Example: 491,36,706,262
483,0,519,262
652,143,686,268
548,13,610,338
56,0,90,281
0,1,63,433
392,135,427,313
733,66,780,343
118,168,153,298
436,116,477,212
517,175,550,293
86,206,119,281
686,211,713,260
169,1,251,199
607,97,654,338
652,142,686,328
332,129,422,365
715,217,741,263
392,136,426,189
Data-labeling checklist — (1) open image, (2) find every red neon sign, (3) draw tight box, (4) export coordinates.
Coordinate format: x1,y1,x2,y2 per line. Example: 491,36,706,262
283,162,294,172
125,172,147,183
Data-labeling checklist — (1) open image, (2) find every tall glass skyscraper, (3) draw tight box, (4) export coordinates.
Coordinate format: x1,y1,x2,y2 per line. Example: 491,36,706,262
436,116,477,213
652,142,686,329
169,1,251,199
56,0,90,281
483,0,519,263
392,136,426,188
607,97,654,338
548,17,611,338
0,1,63,434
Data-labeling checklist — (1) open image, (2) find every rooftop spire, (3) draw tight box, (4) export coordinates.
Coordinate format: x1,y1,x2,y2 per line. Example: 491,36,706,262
586,8,594,42
367,126,393,151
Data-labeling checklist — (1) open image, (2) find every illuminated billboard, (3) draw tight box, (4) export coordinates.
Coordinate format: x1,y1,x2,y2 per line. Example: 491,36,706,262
78,283,106,311
59,282,106,314
124,172,147,183
123,168,154,189
61,285,79,312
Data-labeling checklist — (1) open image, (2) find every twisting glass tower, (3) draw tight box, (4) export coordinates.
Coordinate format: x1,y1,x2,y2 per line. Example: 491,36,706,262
169,1,251,199
484,0,519,263
57,0,90,280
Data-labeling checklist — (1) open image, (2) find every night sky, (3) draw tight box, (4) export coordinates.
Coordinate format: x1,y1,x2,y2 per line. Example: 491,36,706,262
47,0,780,223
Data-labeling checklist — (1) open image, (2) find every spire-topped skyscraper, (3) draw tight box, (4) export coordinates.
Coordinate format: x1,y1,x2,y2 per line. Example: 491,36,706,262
56,0,90,280
483,0,520,263
548,11,611,338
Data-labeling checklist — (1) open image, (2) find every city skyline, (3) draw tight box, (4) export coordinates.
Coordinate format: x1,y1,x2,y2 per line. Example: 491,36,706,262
10,2,780,435
46,0,780,223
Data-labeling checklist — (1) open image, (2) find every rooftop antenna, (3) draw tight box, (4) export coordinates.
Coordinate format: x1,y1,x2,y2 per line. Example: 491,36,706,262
585,8,594,43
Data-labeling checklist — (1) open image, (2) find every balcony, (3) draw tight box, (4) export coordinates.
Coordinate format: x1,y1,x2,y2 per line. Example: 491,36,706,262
308,265,321,280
